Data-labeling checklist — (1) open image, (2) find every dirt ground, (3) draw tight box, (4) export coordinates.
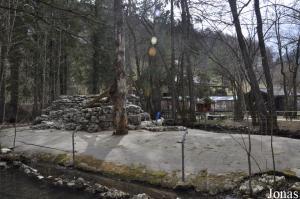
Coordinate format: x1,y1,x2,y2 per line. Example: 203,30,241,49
1,127,300,175
277,120,300,131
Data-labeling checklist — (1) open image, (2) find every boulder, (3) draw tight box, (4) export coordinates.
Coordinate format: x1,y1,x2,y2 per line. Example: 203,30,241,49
290,182,300,192
94,183,109,193
75,177,86,190
140,121,153,128
126,104,142,114
0,148,12,154
100,189,130,199
291,168,300,178
131,193,152,199
258,174,285,185
67,181,76,187
128,114,141,126
37,175,44,180
53,178,64,186
87,124,100,132
65,123,77,130
239,180,265,195
0,161,8,169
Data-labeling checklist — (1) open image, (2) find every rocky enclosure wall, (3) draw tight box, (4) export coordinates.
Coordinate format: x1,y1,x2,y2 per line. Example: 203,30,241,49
33,95,150,132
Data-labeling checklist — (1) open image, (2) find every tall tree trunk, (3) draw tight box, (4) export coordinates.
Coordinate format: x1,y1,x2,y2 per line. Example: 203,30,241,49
274,6,289,117
150,56,161,116
293,36,300,117
228,0,268,131
9,48,20,122
90,0,101,94
179,53,187,124
32,6,41,117
254,0,278,130
40,32,47,109
48,32,55,102
33,42,39,117
0,45,7,123
233,81,245,121
170,0,177,123
126,19,140,80
91,32,100,94
111,0,128,135
180,0,195,123
57,31,62,96
254,0,277,179
49,1,55,102
62,53,68,95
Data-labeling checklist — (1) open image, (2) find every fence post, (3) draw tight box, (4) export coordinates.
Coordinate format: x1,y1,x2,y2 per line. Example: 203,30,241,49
72,126,80,167
177,129,188,182
204,113,207,130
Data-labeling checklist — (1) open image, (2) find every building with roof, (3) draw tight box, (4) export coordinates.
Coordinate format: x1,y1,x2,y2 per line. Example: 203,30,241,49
246,88,300,111
160,95,234,115
209,96,235,112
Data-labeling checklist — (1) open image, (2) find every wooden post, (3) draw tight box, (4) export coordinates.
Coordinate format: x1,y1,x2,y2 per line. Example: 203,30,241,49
177,130,188,182
13,122,16,149
72,130,75,166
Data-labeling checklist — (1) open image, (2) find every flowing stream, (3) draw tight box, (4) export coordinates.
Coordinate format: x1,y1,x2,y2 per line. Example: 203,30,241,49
0,168,96,199
0,163,237,199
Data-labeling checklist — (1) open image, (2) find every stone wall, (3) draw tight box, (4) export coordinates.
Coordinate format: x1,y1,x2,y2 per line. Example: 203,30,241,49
33,95,149,132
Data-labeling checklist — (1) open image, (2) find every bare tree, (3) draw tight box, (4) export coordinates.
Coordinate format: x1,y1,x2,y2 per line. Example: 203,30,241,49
274,3,289,117
170,0,177,123
0,1,18,123
228,0,269,132
111,0,128,135
90,0,101,94
254,0,278,129
293,37,300,116
180,0,196,123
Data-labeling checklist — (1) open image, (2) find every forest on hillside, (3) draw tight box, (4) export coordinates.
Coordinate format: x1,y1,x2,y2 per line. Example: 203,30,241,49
0,0,299,132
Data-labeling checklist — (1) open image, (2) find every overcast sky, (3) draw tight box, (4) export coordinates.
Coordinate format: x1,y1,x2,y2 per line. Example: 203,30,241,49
170,0,300,54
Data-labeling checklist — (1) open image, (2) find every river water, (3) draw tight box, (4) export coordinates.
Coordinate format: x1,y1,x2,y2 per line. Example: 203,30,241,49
0,168,96,199
0,165,237,199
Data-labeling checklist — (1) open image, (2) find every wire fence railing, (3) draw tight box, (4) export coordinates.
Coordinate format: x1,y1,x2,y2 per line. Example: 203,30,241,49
161,110,300,121
0,125,81,168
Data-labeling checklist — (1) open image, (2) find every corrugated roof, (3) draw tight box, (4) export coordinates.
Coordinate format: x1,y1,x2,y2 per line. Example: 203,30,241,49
209,96,234,101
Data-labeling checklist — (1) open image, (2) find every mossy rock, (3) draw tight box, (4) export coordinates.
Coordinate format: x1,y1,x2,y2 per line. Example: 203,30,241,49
290,182,300,192
53,153,70,165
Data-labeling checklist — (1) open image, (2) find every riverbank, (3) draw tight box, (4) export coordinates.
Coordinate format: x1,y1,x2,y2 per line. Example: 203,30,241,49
0,153,232,199
1,127,300,198
0,153,152,199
